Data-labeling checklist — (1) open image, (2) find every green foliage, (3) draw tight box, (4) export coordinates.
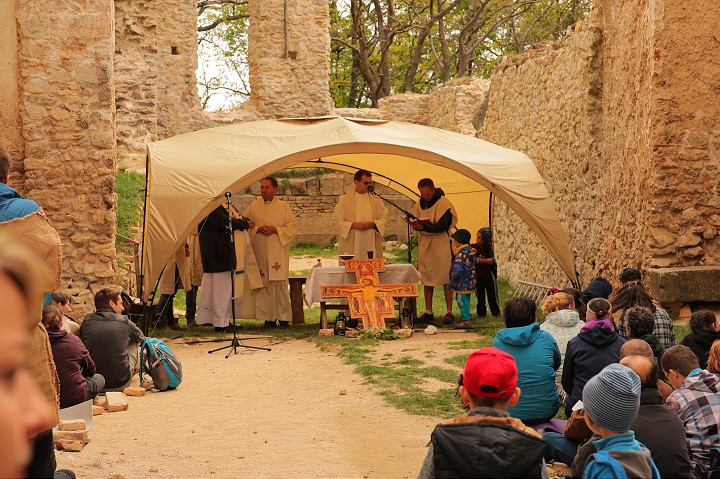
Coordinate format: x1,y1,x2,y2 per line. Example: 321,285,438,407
273,168,333,179
115,171,145,253
197,0,592,110
359,327,401,340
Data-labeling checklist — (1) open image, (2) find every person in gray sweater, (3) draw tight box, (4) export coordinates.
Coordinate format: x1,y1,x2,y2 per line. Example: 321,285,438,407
80,288,145,391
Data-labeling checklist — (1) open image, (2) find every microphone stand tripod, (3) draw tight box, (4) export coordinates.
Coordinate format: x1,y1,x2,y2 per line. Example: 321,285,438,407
208,192,271,357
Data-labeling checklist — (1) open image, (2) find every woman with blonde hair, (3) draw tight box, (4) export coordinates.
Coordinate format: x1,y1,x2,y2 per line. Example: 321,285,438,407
541,292,583,403
706,340,720,375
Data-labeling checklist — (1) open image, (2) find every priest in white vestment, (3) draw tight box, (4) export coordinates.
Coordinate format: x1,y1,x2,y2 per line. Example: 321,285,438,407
332,169,388,260
409,177,458,326
241,176,297,328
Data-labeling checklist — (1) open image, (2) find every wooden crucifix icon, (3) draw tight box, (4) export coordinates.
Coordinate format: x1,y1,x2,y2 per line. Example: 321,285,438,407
321,259,418,330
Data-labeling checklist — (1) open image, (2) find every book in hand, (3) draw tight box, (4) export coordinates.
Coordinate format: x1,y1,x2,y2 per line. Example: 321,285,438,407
408,218,432,228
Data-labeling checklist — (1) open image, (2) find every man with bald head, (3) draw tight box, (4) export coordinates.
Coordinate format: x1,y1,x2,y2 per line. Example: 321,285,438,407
620,338,653,358
621,339,673,399
617,355,693,478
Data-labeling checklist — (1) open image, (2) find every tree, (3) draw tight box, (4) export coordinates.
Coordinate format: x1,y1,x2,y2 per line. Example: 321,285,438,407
196,0,250,111
195,0,592,110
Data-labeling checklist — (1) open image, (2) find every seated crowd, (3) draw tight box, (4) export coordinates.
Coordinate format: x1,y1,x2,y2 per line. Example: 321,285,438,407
421,267,720,479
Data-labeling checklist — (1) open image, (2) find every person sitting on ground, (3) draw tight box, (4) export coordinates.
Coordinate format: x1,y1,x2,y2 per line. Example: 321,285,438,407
621,339,673,400
663,344,720,477
617,355,693,479
680,310,720,369
580,363,660,479
545,339,681,475
42,303,105,408
626,305,665,378
609,280,675,350
562,298,625,417
581,277,612,304
80,288,145,392
493,297,561,424
470,227,500,318
447,229,477,328
540,292,583,393
51,292,80,336
418,347,549,479
560,287,586,322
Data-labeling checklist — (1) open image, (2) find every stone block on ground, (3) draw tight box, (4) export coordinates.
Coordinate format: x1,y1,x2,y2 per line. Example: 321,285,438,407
55,438,85,452
396,328,413,338
54,430,88,442
344,329,359,338
92,405,105,416
94,395,108,409
123,386,146,397
319,328,334,336
106,391,129,412
58,419,86,431
424,325,438,335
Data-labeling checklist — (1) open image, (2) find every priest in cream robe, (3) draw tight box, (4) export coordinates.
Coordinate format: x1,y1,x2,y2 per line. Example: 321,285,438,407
409,177,458,326
241,176,297,328
332,169,388,260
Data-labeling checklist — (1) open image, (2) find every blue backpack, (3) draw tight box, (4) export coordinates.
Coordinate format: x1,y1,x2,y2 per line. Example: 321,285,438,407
139,338,183,391
589,450,660,479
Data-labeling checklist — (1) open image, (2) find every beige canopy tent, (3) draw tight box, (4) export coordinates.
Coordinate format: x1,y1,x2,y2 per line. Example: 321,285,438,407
141,116,576,300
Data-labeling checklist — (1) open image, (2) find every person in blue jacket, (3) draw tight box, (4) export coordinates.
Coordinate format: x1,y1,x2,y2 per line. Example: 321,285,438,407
581,363,660,479
0,146,40,222
493,297,561,423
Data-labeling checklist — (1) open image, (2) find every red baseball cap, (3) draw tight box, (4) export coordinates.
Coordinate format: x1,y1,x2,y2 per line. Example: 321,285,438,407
462,347,518,398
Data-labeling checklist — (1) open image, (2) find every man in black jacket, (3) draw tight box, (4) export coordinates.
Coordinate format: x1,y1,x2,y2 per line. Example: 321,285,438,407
418,347,548,478
196,204,251,332
681,310,720,369
80,288,145,391
573,355,693,478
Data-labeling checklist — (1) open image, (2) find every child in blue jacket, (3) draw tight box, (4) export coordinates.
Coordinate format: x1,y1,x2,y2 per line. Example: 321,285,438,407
448,229,477,328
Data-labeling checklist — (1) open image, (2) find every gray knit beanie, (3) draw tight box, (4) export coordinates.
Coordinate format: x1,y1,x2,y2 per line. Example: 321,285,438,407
582,363,641,433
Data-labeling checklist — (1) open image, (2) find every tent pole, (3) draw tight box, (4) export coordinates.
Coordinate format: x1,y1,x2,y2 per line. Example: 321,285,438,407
137,151,152,334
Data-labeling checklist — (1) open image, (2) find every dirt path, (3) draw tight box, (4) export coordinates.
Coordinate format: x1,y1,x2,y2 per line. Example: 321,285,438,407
56,335,451,479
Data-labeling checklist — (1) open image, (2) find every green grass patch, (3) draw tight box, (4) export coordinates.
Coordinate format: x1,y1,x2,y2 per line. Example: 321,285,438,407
394,356,423,366
444,354,471,369
115,170,145,253
290,242,337,259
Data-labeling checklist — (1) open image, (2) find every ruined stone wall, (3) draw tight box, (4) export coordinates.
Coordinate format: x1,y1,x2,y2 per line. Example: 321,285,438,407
0,0,25,192
247,0,334,119
9,0,118,315
234,174,415,246
480,9,655,288
645,0,720,270
114,0,208,170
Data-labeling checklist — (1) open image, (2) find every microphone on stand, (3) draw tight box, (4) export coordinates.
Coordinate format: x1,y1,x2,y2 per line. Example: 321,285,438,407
367,185,375,193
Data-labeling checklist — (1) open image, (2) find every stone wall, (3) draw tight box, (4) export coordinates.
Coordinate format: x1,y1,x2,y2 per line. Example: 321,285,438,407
645,0,720,269
114,0,208,170
6,0,118,316
480,15,607,286
247,0,334,119
234,174,415,246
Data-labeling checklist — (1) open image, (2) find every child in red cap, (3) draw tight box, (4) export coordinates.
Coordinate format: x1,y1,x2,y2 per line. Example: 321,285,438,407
418,347,548,478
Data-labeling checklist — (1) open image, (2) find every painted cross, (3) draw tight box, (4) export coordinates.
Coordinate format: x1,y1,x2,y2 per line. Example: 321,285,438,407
321,259,418,330
272,262,282,271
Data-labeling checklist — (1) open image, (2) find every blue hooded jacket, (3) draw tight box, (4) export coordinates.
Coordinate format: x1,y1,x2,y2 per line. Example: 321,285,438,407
493,322,561,421
0,183,40,222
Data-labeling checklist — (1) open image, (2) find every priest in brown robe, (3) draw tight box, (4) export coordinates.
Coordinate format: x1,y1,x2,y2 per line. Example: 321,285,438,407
242,176,297,328
332,169,388,260
409,178,458,326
